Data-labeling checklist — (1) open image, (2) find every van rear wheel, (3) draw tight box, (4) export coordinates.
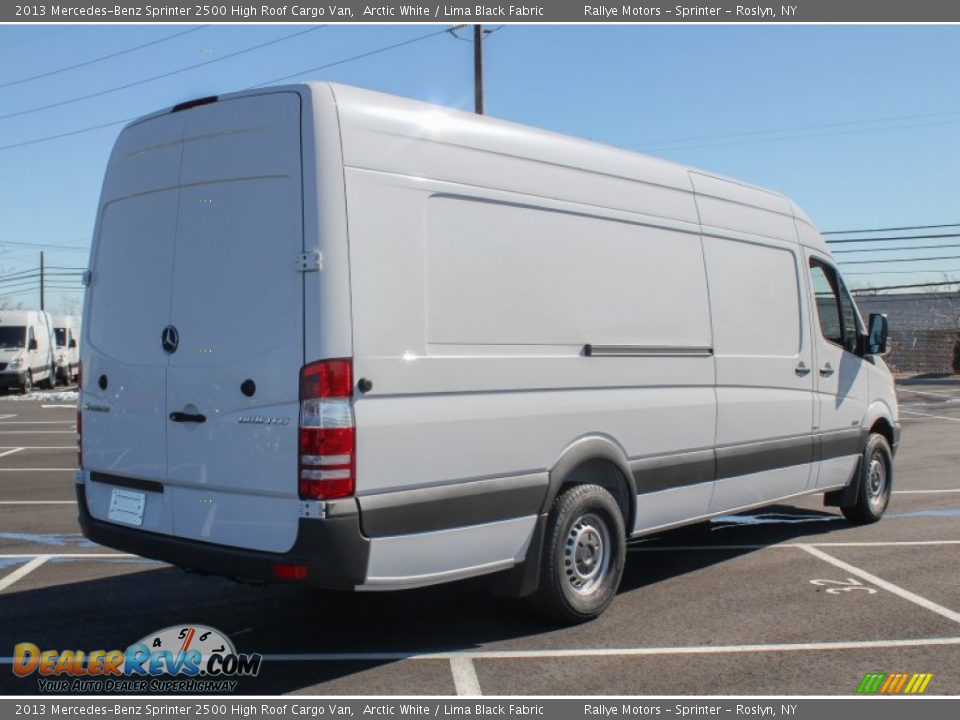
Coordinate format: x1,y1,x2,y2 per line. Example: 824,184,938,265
841,433,893,524
531,484,626,623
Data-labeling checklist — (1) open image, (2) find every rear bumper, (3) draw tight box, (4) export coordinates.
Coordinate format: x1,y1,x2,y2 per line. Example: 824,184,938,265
76,484,370,590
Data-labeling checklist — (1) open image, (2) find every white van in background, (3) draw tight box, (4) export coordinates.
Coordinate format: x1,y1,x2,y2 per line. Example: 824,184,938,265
0,309,56,393
51,314,81,385
77,83,900,622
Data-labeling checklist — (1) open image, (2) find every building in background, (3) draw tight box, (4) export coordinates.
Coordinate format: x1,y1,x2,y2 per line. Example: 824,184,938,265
855,292,960,376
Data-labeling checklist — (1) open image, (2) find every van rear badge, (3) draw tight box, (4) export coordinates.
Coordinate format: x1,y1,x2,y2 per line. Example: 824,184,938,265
161,326,179,354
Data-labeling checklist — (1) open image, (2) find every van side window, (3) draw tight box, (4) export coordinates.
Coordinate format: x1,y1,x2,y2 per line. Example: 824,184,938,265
809,259,859,353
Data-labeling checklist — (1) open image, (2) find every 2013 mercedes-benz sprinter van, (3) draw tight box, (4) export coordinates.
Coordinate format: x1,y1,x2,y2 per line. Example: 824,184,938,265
77,83,900,622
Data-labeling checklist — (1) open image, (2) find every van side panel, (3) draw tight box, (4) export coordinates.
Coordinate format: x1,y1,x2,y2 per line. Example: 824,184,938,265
337,100,717,584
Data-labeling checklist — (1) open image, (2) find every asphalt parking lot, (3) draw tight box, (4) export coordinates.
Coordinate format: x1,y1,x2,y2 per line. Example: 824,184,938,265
0,383,957,696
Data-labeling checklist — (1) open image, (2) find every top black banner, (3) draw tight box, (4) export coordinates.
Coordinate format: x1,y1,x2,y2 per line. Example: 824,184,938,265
5,0,960,23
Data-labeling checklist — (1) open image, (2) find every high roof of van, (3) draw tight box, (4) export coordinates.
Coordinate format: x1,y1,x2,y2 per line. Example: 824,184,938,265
120,81,829,255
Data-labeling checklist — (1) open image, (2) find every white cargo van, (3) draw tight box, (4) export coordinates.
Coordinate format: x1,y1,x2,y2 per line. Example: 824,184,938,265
77,83,900,621
51,314,80,385
0,309,56,393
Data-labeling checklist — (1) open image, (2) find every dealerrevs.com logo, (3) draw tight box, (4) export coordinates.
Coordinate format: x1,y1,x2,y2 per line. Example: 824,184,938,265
13,625,262,693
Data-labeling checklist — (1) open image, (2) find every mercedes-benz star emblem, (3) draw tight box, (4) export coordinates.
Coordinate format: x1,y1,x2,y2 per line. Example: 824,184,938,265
161,325,180,354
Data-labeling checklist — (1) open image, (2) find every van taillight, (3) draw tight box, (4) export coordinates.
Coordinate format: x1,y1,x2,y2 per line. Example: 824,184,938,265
298,359,355,500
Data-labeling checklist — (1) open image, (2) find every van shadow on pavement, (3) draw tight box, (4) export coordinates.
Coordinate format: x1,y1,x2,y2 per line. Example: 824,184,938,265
0,505,850,695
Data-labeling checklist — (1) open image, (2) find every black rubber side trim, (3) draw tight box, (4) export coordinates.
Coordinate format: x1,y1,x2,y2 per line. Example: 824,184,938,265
90,471,163,495
171,96,218,113
632,449,715,494
819,428,865,462
76,485,369,590
716,435,815,480
358,473,548,538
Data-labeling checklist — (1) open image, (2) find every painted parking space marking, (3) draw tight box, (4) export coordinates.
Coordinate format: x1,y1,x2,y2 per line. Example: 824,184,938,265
0,414,15,420
450,656,483,696
0,421,75,425
0,448,23,459
0,555,50,593
797,544,960,624
41,405,76,409
898,388,960,399
900,409,960,423
893,489,960,494
0,468,75,472
629,539,960,551
0,431,75,434
191,636,960,664
0,501,75,505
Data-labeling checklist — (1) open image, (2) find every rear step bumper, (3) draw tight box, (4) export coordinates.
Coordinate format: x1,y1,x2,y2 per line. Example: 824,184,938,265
76,485,370,589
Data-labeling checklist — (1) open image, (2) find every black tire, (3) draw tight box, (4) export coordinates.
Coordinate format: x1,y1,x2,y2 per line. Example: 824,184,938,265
20,371,33,395
40,366,55,390
530,484,626,623
841,433,893,524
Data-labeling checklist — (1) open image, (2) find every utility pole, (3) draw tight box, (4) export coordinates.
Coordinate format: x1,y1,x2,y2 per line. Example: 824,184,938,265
473,24,484,114
39,251,44,311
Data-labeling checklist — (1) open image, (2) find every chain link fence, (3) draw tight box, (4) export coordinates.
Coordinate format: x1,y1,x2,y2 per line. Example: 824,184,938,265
854,292,960,377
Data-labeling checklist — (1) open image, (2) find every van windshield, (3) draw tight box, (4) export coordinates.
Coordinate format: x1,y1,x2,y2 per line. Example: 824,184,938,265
0,326,26,349
54,328,67,347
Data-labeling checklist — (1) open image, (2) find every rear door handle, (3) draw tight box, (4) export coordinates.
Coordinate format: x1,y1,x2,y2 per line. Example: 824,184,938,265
169,412,206,423
819,363,835,377
795,362,811,376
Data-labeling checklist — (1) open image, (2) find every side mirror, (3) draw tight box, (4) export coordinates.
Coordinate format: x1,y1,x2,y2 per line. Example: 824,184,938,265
28,339,38,351
69,339,77,348
865,313,889,355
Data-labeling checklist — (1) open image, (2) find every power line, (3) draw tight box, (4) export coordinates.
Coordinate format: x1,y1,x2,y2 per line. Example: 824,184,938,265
0,28,449,154
0,27,324,122
824,223,960,236
844,268,960,275
851,280,960,293
826,233,960,245
254,27,450,86
0,239,88,249
838,254,960,266
0,26,208,89
832,242,960,255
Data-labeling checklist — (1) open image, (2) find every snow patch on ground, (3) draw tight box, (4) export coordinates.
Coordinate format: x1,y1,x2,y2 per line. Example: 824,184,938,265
1,388,79,403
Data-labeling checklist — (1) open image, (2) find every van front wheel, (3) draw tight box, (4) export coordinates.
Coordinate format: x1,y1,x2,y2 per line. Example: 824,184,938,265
531,484,626,623
841,434,893,524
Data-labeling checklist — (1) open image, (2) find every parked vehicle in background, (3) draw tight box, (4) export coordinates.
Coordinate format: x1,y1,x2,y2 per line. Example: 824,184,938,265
0,309,56,393
51,314,81,385
77,83,901,622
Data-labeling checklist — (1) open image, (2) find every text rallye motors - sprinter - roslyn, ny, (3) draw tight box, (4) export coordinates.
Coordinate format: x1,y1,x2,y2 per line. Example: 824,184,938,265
76,83,900,622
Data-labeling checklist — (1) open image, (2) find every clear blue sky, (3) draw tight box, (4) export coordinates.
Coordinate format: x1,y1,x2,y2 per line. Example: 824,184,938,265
1,23,959,311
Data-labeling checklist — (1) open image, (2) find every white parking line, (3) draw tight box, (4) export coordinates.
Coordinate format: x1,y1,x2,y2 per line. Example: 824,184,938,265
900,409,960,423
450,656,483,696
0,431,75,434
894,489,960,494
0,501,75,505
0,421,76,425
0,553,135,558
42,405,76,409
898,388,960,399
0,556,50,593
235,636,960,663
798,544,960,625
0,468,74,472
0,446,75,450
629,540,960,551
0,448,23,459
0,414,15,420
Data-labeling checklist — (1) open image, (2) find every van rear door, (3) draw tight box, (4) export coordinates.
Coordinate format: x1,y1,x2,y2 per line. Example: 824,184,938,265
164,94,305,553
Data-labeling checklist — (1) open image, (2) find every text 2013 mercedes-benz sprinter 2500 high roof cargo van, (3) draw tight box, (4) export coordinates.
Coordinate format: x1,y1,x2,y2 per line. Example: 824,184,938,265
77,83,900,622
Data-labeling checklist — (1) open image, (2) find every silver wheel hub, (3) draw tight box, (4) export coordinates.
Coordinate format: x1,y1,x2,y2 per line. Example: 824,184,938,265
564,514,611,595
867,454,887,512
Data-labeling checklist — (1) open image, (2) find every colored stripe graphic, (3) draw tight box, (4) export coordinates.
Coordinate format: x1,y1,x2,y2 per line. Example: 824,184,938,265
857,672,933,694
